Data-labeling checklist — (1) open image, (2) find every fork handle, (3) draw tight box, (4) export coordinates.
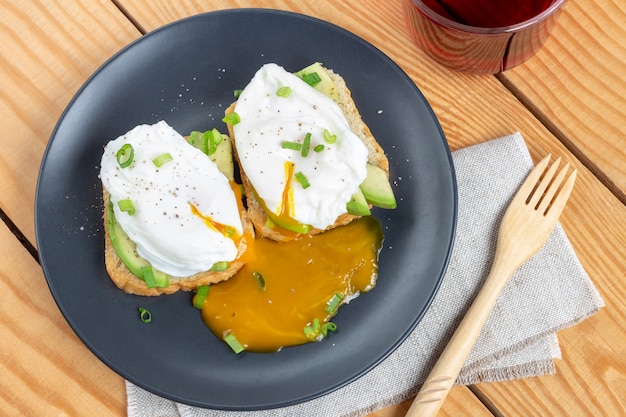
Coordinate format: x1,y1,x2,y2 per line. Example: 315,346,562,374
405,258,516,417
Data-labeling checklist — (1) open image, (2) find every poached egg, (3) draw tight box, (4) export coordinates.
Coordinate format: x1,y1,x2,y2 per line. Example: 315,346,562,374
100,121,243,277
232,63,369,230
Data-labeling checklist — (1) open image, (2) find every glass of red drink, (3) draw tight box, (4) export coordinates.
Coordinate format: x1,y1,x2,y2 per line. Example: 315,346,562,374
405,0,566,74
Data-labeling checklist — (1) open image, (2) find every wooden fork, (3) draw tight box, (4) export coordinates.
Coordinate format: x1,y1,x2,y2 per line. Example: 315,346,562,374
406,155,577,417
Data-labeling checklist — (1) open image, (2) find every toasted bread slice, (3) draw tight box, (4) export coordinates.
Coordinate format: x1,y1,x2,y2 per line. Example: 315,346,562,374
103,189,254,296
225,66,390,242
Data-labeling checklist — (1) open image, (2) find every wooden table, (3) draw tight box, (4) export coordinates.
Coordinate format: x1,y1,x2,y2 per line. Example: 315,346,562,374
1,1,624,415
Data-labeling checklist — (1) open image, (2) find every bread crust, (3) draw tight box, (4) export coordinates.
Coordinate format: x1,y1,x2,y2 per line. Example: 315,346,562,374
226,66,390,242
103,189,253,296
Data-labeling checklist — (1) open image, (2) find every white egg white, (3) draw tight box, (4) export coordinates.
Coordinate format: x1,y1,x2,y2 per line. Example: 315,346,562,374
100,121,242,277
232,63,368,230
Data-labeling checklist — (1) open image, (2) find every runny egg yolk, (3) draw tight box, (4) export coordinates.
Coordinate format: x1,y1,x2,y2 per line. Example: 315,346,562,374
190,203,239,242
191,181,256,264
252,161,312,239
200,216,383,353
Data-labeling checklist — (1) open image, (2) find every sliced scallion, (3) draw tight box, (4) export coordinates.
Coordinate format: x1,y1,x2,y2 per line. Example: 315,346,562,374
118,199,135,215
303,324,316,339
325,292,344,315
295,171,310,189
222,112,241,125
193,285,210,309
141,266,169,288
116,143,134,168
252,271,266,291
138,307,152,323
281,141,302,151
233,89,243,98
276,86,292,97
321,322,337,337
210,261,229,272
313,144,325,152
205,128,223,155
223,333,245,354
304,318,322,340
323,129,337,144
301,72,322,87
301,133,311,157
152,152,173,167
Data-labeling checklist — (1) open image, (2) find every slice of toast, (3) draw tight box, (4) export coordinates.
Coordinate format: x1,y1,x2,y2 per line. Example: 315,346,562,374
102,188,254,296
225,66,390,242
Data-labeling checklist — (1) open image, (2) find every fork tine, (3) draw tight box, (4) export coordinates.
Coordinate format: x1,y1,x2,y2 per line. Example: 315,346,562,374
528,157,561,208
545,168,577,218
515,155,551,204
537,162,570,214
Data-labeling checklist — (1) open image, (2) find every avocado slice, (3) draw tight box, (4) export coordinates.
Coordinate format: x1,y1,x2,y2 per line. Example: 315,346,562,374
210,134,235,181
294,62,339,103
188,129,235,180
360,163,397,209
107,202,169,287
346,188,372,216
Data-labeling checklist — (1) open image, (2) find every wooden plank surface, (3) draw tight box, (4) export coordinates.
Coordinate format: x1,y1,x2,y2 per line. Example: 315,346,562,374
503,0,626,202
0,220,126,416
115,1,626,417
0,0,624,416
0,0,141,244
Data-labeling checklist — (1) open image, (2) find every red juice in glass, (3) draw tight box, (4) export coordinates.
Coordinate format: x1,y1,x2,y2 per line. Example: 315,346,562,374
406,0,565,74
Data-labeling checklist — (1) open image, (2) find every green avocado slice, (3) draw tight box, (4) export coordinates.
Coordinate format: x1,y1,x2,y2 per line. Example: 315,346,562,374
360,163,397,209
107,201,169,288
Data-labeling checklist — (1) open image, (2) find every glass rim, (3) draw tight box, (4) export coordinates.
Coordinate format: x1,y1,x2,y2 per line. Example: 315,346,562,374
409,0,567,34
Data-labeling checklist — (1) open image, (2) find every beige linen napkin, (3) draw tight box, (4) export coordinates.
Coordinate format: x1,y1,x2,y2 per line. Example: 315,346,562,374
127,133,604,417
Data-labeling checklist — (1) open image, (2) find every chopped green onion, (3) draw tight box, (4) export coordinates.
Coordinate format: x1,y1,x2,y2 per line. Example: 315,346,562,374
141,266,169,288
152,152,173,167
325,292,344,315
301,132,311,157
304,318,337,339
193,285,210,309
252,271,266,291
321,322,337,337
281,141,302,151
295,171,310,189
188,130,202,147
223,333,245,354
222,112,240,125
301,72,322,87
116,144,134,168
303,324,316,339
233,89,243,98
204,128,223,155
314,144,325,152
118,199,135,215
303,317,323,339
209,261,229,272
138,307,152,323
323,129,337,144
276,86,292,97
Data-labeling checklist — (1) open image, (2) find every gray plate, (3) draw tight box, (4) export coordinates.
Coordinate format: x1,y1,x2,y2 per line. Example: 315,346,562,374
35,9,456,410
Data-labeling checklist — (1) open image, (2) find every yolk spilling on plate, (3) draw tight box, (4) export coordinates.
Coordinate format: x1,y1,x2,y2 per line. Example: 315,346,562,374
200,216,384,352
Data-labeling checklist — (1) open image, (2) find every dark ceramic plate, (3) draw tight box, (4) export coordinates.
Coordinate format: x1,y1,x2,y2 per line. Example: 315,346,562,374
35,9,456,410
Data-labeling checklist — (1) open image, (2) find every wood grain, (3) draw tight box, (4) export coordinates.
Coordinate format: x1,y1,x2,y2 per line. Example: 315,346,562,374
0,0,141,245
476,162,626,416
116,2,626,417
0,0,624,415
503,0,626,202
0,220,126,416
367,387,491,417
